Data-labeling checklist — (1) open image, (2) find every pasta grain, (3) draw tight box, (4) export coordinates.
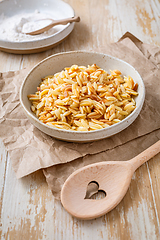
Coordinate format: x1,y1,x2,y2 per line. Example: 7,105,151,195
28,64,138,131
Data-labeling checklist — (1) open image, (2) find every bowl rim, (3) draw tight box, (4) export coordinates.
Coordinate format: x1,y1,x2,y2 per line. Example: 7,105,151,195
20,50,145,136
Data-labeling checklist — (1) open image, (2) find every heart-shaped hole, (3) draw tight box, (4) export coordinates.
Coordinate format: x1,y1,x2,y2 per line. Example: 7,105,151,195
84,181,106,200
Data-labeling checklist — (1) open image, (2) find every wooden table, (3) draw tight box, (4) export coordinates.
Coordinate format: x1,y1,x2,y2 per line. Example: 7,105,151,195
0,0,160,239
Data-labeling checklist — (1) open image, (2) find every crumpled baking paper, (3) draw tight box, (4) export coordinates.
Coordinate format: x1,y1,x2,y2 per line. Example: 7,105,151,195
0,32,160,199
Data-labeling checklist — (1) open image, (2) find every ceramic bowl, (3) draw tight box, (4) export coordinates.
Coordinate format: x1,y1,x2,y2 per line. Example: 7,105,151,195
0,0,75,54
20,51,145,142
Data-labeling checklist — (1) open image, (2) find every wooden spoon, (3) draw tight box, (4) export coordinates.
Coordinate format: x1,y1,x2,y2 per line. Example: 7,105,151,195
61,140,160,220
23,16,80,35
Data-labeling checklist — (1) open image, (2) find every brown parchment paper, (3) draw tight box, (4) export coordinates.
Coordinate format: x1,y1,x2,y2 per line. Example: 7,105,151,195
44,128,160,199
0,33,160,193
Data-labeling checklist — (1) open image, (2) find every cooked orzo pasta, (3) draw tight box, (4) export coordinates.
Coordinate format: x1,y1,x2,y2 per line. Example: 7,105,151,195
28,64,138,131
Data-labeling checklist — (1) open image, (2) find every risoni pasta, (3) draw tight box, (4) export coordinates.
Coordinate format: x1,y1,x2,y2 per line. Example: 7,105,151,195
28,64,138,131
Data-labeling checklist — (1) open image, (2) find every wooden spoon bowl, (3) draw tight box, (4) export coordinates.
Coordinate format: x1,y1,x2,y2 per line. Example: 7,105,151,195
61,140,160,220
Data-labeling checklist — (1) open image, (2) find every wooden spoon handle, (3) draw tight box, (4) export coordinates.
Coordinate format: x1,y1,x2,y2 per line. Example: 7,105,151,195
51,16,80,26
26,16,80,35
129,140,160,171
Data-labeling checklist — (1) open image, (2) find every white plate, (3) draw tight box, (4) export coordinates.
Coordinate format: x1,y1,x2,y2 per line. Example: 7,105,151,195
20,51,145,143
0,0,75,54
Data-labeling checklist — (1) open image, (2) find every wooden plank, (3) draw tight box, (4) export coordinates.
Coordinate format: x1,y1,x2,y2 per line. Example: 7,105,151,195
121,164,160,239
0,154,51,240
147,154,160,231
86,0,160,46
0,52,22,72
0,140,8,238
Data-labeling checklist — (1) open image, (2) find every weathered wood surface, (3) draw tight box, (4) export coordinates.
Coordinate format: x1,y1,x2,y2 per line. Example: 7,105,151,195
0,0,160,239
